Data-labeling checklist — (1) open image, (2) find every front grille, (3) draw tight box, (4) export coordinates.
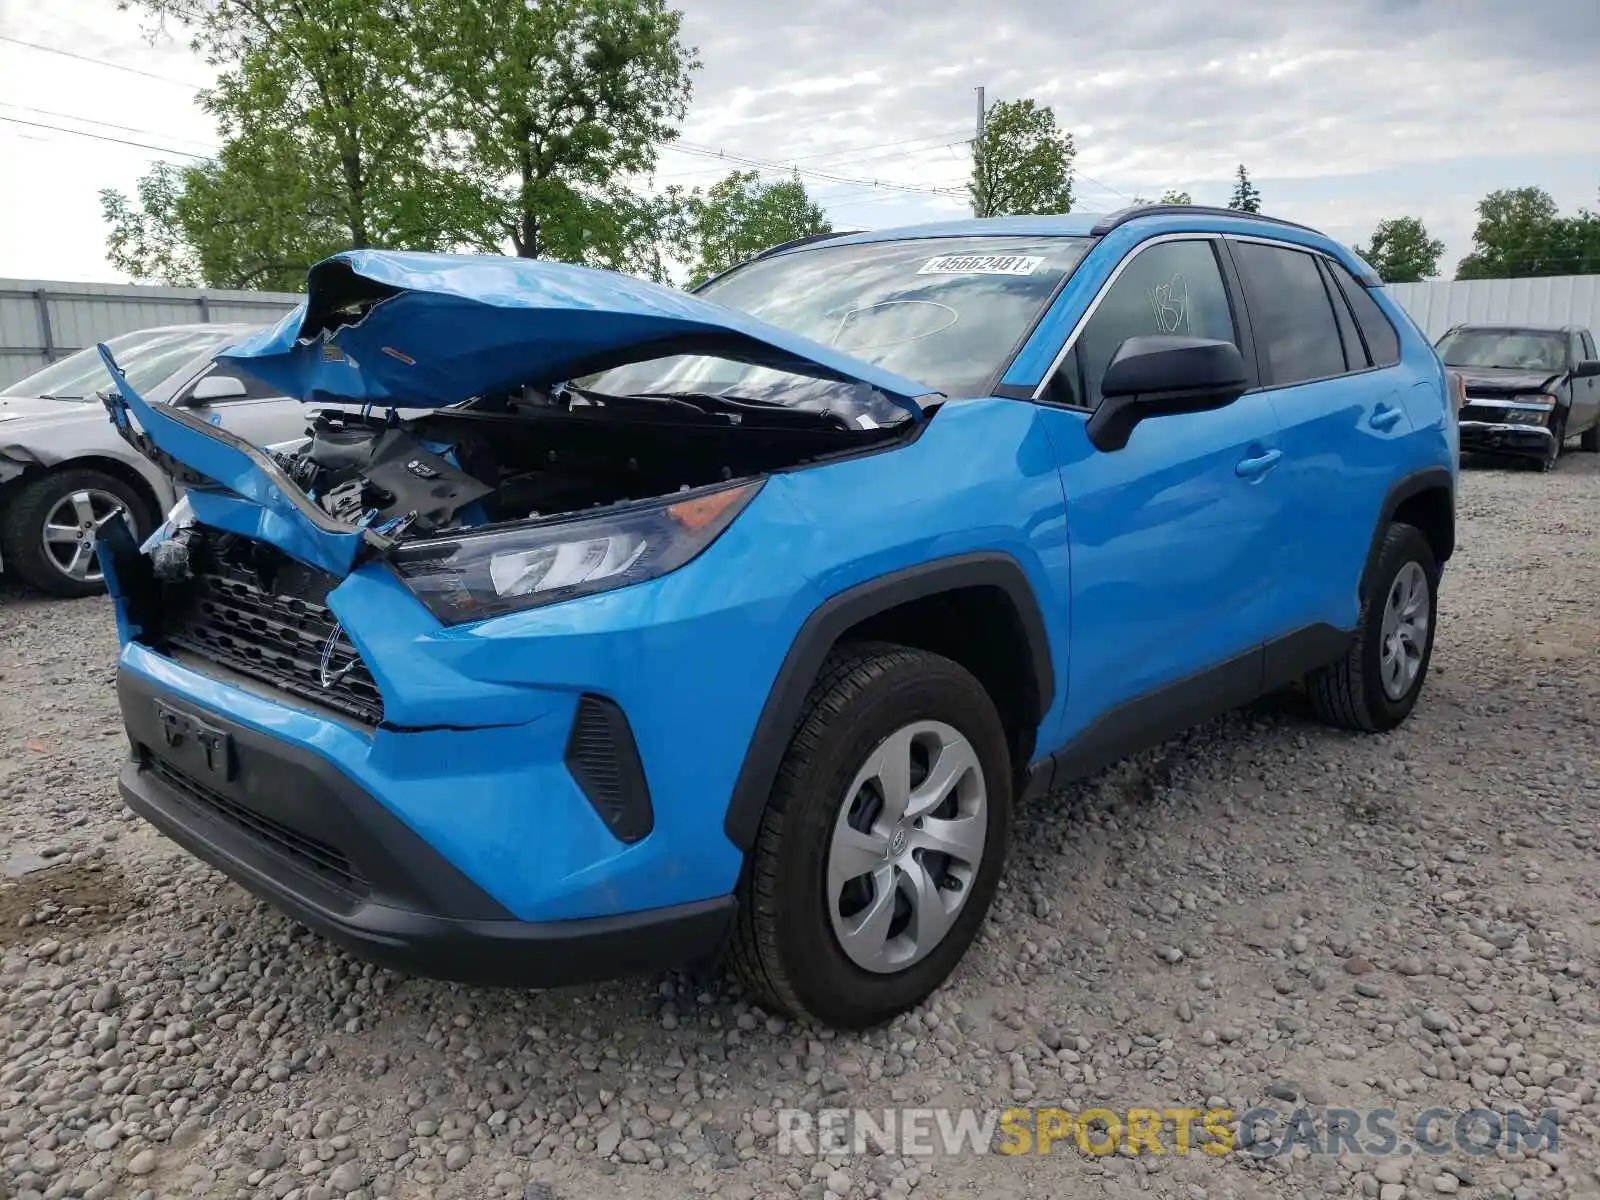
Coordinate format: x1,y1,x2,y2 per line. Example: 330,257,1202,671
158,556,384,726
146,756,368,904
1460,402,1503,423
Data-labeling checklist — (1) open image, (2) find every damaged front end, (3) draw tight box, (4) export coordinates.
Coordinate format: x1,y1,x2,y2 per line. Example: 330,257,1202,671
95,250,931,671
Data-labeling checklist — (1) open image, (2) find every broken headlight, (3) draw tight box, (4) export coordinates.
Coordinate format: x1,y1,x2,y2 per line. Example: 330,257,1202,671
389,480,761,624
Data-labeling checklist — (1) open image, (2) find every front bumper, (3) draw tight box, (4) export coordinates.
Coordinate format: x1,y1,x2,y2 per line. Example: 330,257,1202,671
1458,420,1555,461
117,665,733,986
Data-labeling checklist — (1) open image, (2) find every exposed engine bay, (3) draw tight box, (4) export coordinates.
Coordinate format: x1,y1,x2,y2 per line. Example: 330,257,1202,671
258,390,911,542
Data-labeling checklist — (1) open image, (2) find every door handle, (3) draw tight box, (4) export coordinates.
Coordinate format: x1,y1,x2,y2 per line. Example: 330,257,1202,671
1370,404,1404,431
1235,448,1282,479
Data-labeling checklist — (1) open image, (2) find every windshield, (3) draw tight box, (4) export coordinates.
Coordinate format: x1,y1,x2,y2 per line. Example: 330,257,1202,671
578,235,1093,417
1436,328,1568,372
1,326,236,401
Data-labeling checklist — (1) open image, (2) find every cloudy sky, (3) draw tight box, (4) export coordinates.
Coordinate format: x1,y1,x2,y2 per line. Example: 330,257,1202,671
1,0,1596,286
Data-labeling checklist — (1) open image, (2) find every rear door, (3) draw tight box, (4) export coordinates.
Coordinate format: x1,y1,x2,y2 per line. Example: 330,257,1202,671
1228,239,1409,640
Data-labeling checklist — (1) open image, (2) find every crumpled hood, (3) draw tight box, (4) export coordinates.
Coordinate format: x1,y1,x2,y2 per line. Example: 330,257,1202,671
1453,366,1566,395
218,250,933,419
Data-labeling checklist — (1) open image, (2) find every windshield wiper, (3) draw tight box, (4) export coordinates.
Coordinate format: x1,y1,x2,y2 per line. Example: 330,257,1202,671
630,391,855,429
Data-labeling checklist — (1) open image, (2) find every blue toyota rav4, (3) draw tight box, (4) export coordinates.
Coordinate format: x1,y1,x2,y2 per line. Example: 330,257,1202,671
95,205,1457,1029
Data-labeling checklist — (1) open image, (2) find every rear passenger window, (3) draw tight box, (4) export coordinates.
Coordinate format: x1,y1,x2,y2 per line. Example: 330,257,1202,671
1583,331,1597,361
1319,259,1368,371
1326,259,1401,368
1232,242,1345,386
1064,239,1237,409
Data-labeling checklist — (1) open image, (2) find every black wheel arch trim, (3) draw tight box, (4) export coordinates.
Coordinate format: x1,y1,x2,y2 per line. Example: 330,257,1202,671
722,551,1055,852
1360,465,1454,600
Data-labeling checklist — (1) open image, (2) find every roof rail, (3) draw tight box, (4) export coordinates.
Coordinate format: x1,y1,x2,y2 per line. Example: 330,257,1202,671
1089,204,1322,238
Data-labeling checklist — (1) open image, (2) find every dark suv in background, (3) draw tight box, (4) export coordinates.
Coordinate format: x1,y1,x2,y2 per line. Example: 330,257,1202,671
1439,323,1600,470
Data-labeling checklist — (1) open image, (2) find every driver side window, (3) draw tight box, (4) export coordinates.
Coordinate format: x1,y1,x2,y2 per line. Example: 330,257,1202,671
1051,239,1237,409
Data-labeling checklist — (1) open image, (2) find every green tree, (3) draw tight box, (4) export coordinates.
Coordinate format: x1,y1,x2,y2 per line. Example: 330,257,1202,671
1455,187,1600,279
970,98,1075,218
1159,189,1193,205
666,171,831,286
417,0,696,273
125,0,455,249
1226,164,1260,213
101,129,354,289
1353,216,1446,283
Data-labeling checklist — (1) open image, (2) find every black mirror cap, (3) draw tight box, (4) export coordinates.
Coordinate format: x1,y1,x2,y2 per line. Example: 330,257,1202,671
1572,358,1600,380
1087,336,1249,452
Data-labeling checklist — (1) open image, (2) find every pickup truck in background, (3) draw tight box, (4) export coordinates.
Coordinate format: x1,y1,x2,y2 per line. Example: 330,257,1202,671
1437,323,1600,471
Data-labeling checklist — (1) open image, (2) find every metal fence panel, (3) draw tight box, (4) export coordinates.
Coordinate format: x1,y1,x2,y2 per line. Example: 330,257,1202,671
0,278,300,389
7,271,1599,391
1385,275,1600,341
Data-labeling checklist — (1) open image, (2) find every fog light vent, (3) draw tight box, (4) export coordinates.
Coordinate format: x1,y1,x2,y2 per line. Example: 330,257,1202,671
565,694,654,844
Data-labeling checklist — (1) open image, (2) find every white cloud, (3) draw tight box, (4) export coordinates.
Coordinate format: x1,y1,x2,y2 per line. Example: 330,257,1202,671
1,0,1596,284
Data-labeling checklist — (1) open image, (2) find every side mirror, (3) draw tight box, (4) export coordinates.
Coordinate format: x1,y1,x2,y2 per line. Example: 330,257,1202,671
186,374,248,404
1085,335,1249,452
1571,359,1600,380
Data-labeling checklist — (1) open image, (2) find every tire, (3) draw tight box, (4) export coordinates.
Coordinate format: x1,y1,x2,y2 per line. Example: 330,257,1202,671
1308,523,1438,733
730,642,1012,1029
1582,421,1600,452
0,468,153,598
1536,414,1567,472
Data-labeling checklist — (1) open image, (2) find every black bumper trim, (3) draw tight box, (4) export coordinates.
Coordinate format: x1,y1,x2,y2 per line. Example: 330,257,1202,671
117,669,734,988
1458,421,1555,460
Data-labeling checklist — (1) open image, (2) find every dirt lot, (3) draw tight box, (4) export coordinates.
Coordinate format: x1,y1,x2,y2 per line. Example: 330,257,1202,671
3,453,1600,1200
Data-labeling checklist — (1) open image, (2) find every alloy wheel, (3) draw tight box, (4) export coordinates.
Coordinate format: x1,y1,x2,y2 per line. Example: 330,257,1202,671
40,489,126,585
1379,560,1430,701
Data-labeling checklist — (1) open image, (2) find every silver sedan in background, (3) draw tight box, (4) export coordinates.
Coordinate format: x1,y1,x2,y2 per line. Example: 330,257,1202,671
0,324,304,597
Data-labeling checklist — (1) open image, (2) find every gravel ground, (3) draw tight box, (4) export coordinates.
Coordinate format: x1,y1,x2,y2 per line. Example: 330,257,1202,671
3,452,1599,1200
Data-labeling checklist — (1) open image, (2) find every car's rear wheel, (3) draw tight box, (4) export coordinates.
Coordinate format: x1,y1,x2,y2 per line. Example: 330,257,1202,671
1582,420,1600,452
0,468,153,598
1308,522,1438,732
730,643,1011,1029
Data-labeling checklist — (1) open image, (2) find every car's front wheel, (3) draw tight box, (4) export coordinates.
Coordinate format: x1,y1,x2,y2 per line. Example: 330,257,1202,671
731,643,1012,1029
0,468,153,598
1534,412,1567,472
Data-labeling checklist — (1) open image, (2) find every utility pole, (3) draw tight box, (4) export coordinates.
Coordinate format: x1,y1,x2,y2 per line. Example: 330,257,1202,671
972,85,986,218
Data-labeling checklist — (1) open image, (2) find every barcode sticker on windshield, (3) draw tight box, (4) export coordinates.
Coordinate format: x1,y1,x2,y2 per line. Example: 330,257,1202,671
917,254,1045,276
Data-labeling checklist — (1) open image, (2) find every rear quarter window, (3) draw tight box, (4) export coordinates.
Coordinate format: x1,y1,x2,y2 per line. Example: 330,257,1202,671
1327,260,1401,367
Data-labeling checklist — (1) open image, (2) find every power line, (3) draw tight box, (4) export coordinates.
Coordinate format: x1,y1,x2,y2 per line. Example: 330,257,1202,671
0,101,217,149
0,115,207,158
0,34,206,89
650,132,969,185
666,140,964,198
805,139,970,173
786,130,970,164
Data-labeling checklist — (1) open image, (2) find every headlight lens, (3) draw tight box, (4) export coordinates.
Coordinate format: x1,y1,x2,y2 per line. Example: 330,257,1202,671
390,480,761,624
1504,405,1552,426
140,493,195,553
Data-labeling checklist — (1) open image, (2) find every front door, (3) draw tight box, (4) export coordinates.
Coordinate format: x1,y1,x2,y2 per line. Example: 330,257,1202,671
170,366,306,450
1033,235,1287,751
1572,330,1600,435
